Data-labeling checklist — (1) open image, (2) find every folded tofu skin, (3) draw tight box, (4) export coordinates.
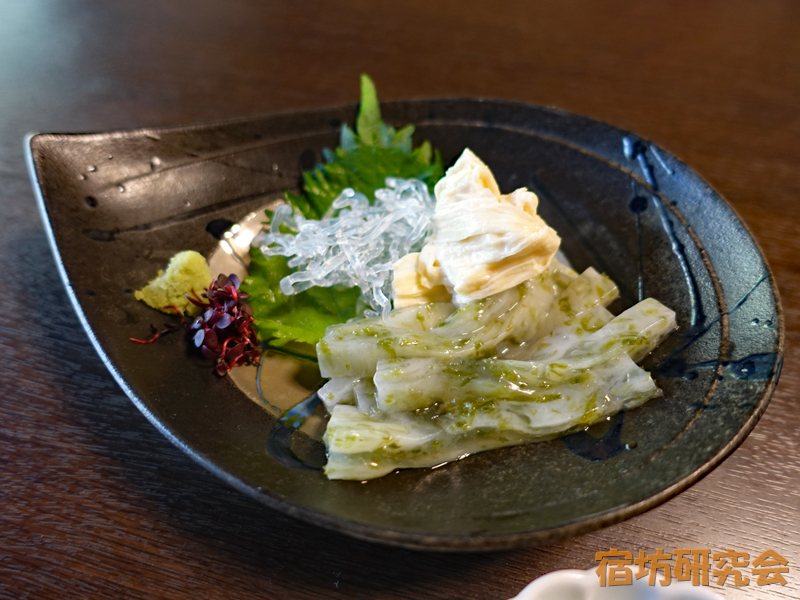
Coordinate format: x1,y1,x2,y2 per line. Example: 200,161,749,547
316,150,676,480
392,149,561,308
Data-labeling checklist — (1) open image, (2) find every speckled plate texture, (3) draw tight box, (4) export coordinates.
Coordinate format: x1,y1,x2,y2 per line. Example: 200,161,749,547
26,99,783,551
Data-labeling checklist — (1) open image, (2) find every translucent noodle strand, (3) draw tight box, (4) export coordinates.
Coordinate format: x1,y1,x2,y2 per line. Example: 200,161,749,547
253,178,435,317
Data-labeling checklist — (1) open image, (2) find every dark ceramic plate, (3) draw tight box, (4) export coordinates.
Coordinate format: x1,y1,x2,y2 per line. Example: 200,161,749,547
26,100,783,551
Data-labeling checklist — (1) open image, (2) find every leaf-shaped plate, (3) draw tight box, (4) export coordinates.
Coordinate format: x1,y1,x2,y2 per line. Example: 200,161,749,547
25,99,783,551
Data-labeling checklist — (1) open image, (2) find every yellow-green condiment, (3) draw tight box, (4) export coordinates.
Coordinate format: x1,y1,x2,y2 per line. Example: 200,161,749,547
134,250,211,316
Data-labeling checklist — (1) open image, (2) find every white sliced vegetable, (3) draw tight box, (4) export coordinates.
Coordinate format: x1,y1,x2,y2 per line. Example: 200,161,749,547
524,303,613,362
316,252,675,480
561,298,676,366
317,261,580,378
381,301,456,331
325,354,658,480
496,266,618,359
354,378,378,415
372,298,674,414
318,377,358,412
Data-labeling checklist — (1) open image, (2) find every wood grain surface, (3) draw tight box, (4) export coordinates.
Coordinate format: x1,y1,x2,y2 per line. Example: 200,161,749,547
1,1,798,598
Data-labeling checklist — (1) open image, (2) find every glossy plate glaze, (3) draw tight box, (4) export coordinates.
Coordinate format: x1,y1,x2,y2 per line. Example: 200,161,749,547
25,100,783,551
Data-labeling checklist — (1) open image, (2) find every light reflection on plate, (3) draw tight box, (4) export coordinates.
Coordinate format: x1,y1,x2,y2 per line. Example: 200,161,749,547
209,207,327,440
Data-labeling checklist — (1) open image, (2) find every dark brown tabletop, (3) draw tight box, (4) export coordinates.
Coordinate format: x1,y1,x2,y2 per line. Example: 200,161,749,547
2,2,798,598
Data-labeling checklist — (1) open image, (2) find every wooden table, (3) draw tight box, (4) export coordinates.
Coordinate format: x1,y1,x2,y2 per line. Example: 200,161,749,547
2,2,798,598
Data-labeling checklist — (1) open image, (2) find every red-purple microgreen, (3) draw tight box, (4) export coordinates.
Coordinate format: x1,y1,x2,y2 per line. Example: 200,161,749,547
131,275,261,376
130,305,186,344
129,322,181,344
185,273,261,376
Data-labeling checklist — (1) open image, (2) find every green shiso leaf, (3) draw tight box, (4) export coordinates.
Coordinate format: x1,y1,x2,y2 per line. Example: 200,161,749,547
243,248,361,347
243,74,444,349
283,73,444,219
355,73,382,146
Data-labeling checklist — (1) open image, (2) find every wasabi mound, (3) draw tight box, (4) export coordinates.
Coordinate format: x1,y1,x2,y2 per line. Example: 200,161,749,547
134,250,211,316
